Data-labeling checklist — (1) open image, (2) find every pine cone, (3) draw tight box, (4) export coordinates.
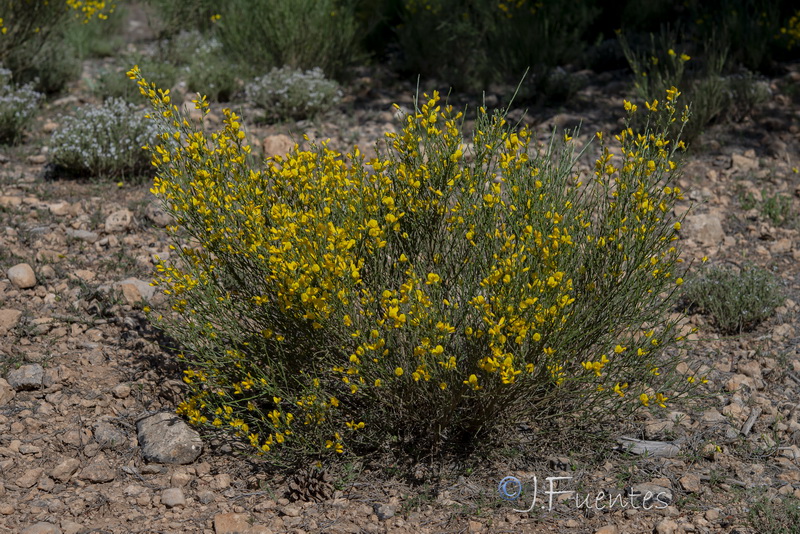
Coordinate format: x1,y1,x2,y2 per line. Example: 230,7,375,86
287,469,334,502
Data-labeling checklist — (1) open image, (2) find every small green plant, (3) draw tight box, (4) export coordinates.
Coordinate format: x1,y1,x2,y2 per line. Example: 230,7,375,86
48,98,159,178
738,188,795,226
245,66,341,122
683,263,783,334
738,188,759,211
92,58,178,103
133,65,700,466
0,68,42,144
171,32,240,102
620,29,772,142
761,192,794,226
144,0,219,37
64,3,125,59
216,0,363,80
618,30,692,106
747,493,800,534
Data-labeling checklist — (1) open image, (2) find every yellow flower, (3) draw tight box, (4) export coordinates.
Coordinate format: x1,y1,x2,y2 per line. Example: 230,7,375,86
639,393,650,406
463,374,482,390
394,367,404,377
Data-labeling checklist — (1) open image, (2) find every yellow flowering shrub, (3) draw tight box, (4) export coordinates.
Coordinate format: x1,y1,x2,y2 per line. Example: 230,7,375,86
0,0,113,93
780,10,800,48
0,0,113,35
130,65,700,462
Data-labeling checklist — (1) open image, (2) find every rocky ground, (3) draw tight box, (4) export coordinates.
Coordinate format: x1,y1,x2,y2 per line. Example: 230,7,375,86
1,16,800,534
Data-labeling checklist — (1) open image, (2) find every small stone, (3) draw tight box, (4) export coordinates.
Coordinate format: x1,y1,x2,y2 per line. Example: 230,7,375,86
145,201,172,227
594,526,619,534
137,412,203,464
116,278,155,305
7,263,36,289
93,421,127,450
214,512,251,534
27,154,47,165
701,408,726,423
211,473,231,490
50,458,81,482
282,504,301,517
655,518,679,534
20,522,62,534
105,209,134,233
722,402,746,420
771,238,793,254
683,214,725,247
197,490,217,504
738,360,763,380
37,476,55,492
705,508,720,521
72,269,96,282
47,201,70,216
161,487,186,508
112,383,131,399
373,503,395,520
262,134,295,158
19,443,42,455
66,229,99,243
7,364,44,391
773,323,794,340
77,455,116,483
17,467,44,488
0,378,15,406
0,502,13,515
0,308,22,335
170,470,193,487
679,474,702,493
730,153,759,174
60,521,82,534
726,374,755,392
140,464,165,474
43,121,58,134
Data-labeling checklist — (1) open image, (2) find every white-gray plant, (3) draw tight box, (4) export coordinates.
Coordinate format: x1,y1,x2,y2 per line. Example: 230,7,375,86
49,98,160,178
246,66,341,122
0,67,43,144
